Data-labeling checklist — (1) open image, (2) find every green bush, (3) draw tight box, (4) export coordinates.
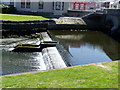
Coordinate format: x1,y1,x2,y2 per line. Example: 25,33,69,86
0,4,17,14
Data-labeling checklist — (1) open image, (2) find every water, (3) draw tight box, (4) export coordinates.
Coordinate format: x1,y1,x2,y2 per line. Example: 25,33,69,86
1,38,46,75
50,30,120,66
1,30,120,75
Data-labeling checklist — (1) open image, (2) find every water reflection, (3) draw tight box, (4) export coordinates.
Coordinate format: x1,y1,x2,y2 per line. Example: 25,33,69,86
50,30,120,66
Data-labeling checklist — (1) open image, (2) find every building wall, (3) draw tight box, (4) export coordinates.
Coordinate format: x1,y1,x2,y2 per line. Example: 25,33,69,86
17,2,53,12
63,2,72,13
15,1,72,15
109,1,120,9
117,1,120,8
30,2,53,13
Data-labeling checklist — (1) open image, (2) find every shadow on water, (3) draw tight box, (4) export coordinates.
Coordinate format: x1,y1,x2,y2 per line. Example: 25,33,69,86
49,30,120,66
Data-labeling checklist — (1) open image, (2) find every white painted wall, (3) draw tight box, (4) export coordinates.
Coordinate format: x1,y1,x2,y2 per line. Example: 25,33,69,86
16,2,53,13
15,0,73,15
109,1,120,9
117,1,120,8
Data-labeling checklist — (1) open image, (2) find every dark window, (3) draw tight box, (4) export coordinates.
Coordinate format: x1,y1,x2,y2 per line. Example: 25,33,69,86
26,0,30,8
10,0,14,6
55,2,61,10
39,1,44,9
21,0,25,8
62,2,64,10
53,2,54,10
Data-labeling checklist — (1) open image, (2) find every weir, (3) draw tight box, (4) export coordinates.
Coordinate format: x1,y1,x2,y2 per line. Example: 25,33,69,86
40,32,67,70
1,9,120,75
1,32,67,75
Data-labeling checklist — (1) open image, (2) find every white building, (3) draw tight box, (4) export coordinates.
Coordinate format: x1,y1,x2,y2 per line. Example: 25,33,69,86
14,0,72,15
99,0,120,9
0,0,17,7
109,0,120,9
1,0,99,15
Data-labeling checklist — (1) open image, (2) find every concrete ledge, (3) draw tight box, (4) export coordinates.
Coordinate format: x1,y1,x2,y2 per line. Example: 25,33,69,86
42,47,67,69
40,32,52,41
40,32,67,70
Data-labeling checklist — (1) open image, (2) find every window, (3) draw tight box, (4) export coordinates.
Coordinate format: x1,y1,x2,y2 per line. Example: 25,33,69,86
55,2,61,10
26,0,30,8
10,0,14,6
53,2,54,10
21,0,25,8
39,1,44,9
62,2,64,10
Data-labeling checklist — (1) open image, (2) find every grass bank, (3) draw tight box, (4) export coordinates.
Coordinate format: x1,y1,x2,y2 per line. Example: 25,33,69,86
1,61,118,88
0,14,50,21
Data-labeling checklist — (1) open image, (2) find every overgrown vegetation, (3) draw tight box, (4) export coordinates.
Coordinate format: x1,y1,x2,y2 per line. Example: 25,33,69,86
0,4,17,14
0,14,50,21
1,61,118,88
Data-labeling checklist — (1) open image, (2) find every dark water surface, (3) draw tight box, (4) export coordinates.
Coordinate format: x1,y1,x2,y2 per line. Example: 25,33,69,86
50,30,120,66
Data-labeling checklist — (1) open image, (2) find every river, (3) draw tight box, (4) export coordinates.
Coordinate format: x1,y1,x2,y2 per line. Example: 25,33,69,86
49,30,120,66
1,30,120,75
1,37,46,75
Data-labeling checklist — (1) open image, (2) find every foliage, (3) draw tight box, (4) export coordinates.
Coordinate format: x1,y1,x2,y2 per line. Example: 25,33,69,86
0,4,17,14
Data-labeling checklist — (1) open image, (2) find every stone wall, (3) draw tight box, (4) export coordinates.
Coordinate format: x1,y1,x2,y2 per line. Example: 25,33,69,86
66,10,93,17
104,9,120,32
104,9,120,16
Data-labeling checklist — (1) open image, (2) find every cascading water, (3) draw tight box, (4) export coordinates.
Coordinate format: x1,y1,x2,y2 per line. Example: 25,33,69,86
1,37,46,75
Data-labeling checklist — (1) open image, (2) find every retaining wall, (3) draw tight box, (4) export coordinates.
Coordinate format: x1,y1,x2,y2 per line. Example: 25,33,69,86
104,9,120,32
1,20,55,31
67,10,93,17
47,24,105,31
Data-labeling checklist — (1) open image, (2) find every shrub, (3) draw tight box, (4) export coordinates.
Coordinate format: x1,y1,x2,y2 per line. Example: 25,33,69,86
0,4,17,14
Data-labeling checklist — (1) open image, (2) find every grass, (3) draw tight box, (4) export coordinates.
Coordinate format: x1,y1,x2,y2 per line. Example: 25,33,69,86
0,14,50,21
1,61,119,88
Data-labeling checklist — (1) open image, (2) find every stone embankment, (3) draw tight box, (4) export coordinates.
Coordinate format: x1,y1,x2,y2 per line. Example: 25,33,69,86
1,20,55,31
48,17,105,30
104,9,120,32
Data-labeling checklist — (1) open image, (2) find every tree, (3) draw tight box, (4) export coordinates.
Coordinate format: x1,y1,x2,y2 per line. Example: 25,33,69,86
0,4,17,13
